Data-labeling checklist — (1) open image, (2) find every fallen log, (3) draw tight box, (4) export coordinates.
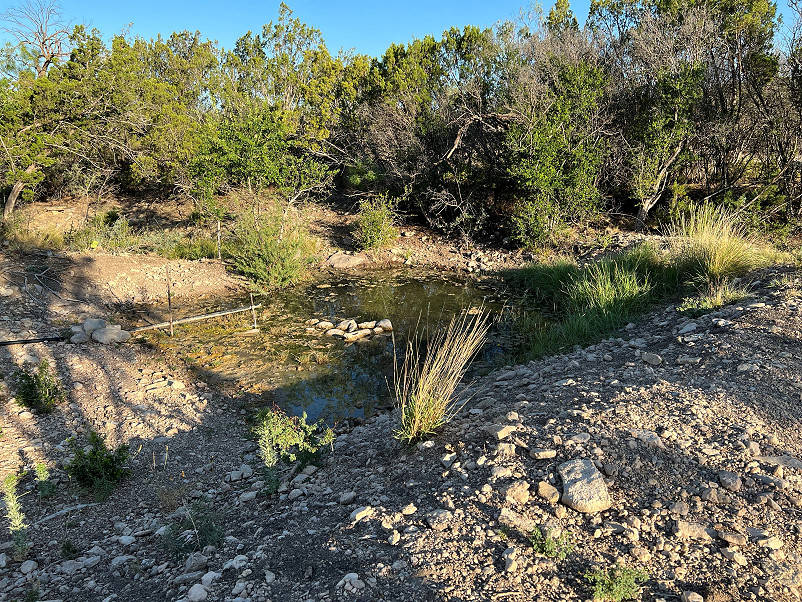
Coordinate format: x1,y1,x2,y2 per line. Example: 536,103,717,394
129,304,263,333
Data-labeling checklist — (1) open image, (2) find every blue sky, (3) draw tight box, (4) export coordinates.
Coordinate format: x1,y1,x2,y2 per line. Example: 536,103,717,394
25,0,592,57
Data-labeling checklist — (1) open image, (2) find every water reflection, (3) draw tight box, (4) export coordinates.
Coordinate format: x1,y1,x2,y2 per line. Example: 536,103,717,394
136,270,527,423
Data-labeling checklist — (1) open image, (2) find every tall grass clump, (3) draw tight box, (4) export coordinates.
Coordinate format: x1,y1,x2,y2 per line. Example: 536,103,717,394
355,194,397,250
65,211,135,252
395,310,489,443
669,202,776,283
225,207,318,289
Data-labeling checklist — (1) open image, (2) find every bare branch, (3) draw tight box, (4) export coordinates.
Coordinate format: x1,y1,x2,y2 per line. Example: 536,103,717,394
1,0,70,77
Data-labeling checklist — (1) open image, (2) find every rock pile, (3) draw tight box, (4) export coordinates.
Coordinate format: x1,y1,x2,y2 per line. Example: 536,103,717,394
305,317,393,343
69,318,131,345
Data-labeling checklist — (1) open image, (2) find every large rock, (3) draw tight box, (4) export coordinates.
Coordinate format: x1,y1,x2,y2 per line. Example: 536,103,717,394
557,459,611,513
92,327,131,344
82,318,107,333
327,252,366,269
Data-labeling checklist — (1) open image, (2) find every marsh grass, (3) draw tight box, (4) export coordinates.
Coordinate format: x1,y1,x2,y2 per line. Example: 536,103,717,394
507,203,785,361
394,310,490,443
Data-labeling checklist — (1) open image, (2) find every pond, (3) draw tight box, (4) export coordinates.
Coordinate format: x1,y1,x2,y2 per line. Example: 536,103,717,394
133,270,534,423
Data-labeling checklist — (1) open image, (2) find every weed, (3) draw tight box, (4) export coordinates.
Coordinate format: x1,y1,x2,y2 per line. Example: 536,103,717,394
585,565,648,601
3,473,28,560
65,211,135,252
22,585,39,602
157,236,218,260
60,539,79,559
34,463,55,498
162,499,224,558
254,406,334,471
355,194,397,250
394,310,489,443
677,280,750,315
530,525,574,559
14,360,65,413
65,431,130,501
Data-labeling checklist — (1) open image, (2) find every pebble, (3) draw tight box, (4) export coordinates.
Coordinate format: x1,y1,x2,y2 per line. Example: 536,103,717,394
558,459,611,513
20,560,38,575
486,424,516,440
350,506,373,522
187,584,208,602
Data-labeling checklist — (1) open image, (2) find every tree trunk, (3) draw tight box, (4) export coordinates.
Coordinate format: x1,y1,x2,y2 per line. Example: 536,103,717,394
3,164,37,221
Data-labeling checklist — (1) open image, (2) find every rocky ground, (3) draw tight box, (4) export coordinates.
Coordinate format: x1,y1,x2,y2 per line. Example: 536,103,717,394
1,242,802,602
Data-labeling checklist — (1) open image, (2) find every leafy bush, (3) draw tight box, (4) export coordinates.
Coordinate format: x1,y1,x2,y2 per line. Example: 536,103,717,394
585,565,648,601
254,406,334,471
225,207,318,289
162,499,224,558
2,473,28,560
355,194,397,250
65,431,130,501
395,311,489,443
34,462,55,497
530,525,574,559
14,360,65,413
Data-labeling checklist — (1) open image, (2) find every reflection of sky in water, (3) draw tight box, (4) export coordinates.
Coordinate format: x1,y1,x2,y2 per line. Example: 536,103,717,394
144,270,526,424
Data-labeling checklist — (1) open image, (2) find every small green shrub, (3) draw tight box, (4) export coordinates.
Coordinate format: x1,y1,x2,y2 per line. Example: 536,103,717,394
225,208,318,289
254,406,334,471
677,280,750,315
14,360,65,413
585,565,648,601
65,431,130,501
162,499,224,558
34,463,55,498
60,539,79,559
530,525,574,559
3,473,28,560
355,194,397,250
157,236,218,260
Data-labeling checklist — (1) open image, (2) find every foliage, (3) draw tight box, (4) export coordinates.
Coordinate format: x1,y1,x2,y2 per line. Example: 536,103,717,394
162,499,224,558
225,205,318,289
65,211,135,252
395,310,489,443
530,525,574,559
355,194,397,250
2,473,28,560
14,359,65,413
34,462,54,497
65,431,130,501
254,405,334,471
585,565,648,601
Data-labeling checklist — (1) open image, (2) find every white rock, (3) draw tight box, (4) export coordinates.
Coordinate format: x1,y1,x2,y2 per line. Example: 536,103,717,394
558,459,611,513
92,327,131,344
187,583,208,602
20,559,38,574
82,318,107,333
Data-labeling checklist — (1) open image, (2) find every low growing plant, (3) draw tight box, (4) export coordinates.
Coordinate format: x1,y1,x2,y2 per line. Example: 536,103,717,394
585,564,648,601
355,194,397,250
65,431,130,501
530,525,574,559
65,211,135,252
3,473,28,560
254,406,334,472
162,499,224,558
34,463,55,498
395,310,489,443
14,360,66,413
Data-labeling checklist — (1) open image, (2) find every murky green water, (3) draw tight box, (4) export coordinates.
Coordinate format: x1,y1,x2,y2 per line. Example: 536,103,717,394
135,270,528,422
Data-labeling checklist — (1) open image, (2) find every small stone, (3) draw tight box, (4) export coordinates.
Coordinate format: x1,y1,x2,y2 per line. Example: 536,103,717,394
82,318,107,333
529,448,557,460
675,520,713,540
20,559,38,574
425,509,453,531
722,547,748,566
441,452,457,468
223,555,248,571
350,506,373,523
719,470,742,492
185,553,208,573
503,480,530,505
681,592,704,602
264,570,276,584
92,327,131,344
537,481,560,504
502,547,518,572
376,319,393,331
641,352,663,366
119,535,136,545
678,322,698,334
70,332,91,344
239,491,257,502
388,530,401,545
486,424,516,441
401,503,417,515
187,583,208,602
338,491,356,505
316,321,335,330
718,532,747,546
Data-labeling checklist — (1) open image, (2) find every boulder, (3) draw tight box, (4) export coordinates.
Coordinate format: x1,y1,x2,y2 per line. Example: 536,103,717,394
92,327,131,344
327,252,366,269
558,459,611,513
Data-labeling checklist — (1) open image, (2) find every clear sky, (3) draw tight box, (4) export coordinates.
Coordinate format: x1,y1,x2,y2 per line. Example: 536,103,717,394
19,0,592,57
